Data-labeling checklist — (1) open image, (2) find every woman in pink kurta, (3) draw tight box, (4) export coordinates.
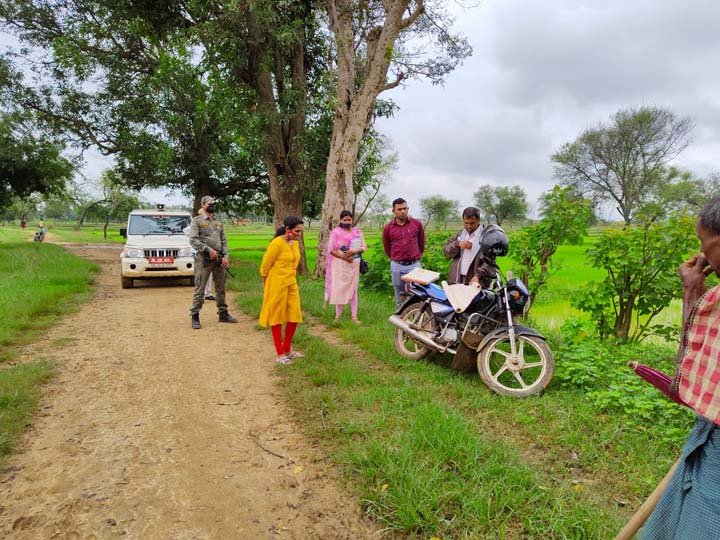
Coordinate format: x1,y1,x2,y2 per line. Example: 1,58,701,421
325,210,367,323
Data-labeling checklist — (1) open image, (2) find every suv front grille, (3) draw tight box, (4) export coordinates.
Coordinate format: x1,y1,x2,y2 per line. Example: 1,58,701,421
144,249,179,258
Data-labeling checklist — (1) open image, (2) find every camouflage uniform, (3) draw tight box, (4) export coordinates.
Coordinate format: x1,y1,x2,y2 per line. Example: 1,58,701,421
188,213,229,315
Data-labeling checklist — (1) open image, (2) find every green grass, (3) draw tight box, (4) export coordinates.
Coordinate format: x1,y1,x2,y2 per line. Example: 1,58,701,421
0,232,98,463
46,222,127,244
528,242,607,328
0,239,99,361
0,360,55,459
0,226,35,244
1,221,686,537
228,248,688,539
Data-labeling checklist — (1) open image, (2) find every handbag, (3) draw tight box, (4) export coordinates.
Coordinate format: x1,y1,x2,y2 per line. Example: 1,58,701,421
359,256,369,275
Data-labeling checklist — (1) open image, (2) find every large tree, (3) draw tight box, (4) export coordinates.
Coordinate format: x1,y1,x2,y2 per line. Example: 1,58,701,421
0,0,266,213
315,0,471,275
473,184,528,226
552,106,693,225
419,195,457,228
0,112,73,210
1,0,345,272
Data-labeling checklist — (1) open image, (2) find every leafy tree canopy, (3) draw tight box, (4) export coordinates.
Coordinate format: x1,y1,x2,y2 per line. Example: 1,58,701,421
473,184,528,226
0,112,73,209
419,194,458,228
0,0,268,210
552,106,693,225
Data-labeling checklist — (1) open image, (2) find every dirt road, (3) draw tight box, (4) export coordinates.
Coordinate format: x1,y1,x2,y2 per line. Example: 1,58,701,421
0,244,376,539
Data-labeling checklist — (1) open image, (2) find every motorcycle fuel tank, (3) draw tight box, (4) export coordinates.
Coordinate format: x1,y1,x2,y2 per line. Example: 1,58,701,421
430,301,454,316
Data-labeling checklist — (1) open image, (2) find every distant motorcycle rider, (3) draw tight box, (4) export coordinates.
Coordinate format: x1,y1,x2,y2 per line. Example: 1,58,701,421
188,196,237,329
34,220,47,242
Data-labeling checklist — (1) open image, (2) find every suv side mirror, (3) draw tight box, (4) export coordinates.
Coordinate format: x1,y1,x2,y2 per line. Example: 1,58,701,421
120,228,127,238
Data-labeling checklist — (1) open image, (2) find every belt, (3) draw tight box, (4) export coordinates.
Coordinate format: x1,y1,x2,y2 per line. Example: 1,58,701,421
393,259,418,265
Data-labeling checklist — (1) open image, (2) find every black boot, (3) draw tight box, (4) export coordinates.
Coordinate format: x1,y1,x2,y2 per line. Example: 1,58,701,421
218,311,238,323
191,313,201,329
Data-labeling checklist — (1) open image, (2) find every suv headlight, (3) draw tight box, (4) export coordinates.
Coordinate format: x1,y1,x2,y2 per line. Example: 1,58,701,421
121,248,145,258
177,247,195,258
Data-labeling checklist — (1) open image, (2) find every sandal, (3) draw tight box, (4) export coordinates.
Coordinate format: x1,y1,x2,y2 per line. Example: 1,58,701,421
351,318,361,325
275,355,293,365
286,350,305,359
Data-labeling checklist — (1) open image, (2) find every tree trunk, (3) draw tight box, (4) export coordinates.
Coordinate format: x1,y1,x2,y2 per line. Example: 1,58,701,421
192,174,214,216
614,295,635,341
268,162,309,274
315,126,367,277
237,14,309,273
316,0,419,276
76,200,105,229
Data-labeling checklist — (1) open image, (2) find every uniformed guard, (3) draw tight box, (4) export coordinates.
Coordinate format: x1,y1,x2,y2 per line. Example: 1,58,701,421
188,195,237,329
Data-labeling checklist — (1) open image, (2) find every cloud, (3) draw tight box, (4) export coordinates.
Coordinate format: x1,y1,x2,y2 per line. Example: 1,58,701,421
378,0,720,216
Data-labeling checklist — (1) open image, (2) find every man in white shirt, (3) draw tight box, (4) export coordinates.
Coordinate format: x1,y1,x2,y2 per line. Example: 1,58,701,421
443,207,489,285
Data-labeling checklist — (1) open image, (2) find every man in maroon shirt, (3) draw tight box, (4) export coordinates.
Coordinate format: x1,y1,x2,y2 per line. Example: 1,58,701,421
382,197,426,308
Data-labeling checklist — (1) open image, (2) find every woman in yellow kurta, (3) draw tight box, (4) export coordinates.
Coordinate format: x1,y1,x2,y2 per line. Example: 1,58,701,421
260,216,304,364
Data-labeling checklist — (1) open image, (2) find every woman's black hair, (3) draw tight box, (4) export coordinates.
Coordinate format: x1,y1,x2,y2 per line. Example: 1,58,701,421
339,209,353,220
275,215,304,237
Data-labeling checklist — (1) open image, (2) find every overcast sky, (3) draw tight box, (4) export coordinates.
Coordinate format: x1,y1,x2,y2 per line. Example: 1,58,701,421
377,0,720,219
5,0,720,218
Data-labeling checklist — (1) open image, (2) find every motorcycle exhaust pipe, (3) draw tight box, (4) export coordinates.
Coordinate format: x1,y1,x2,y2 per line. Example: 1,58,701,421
388,315,445,353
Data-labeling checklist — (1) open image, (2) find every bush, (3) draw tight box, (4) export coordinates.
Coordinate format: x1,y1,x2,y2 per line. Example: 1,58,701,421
554,318,693,444
571,216,696,342
361,240,393,294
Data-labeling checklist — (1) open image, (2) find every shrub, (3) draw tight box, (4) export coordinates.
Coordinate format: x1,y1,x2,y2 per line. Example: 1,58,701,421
554,318,692,444
571,216,696,342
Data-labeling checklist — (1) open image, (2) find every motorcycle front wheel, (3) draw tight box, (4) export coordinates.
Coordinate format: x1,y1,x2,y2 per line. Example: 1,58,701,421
477,334,554,397
393,303,438,360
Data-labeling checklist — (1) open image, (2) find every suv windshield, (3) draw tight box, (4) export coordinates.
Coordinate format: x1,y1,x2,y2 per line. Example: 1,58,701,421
128,215,190,235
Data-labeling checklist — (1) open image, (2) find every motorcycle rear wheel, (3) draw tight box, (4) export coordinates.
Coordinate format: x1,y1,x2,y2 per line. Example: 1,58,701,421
393,303,438,360
477,334,554,397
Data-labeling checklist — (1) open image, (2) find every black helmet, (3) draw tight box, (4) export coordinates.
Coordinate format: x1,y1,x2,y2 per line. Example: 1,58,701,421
479,224,509,257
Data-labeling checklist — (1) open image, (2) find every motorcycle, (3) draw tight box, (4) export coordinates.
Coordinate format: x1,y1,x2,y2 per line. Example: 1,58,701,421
388,271,554,397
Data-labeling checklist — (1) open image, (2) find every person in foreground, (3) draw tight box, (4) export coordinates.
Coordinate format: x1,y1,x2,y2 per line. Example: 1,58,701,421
641,196,720,539
382,197,425,308
259,216,304,365
188,196,237,329
325,210,367,323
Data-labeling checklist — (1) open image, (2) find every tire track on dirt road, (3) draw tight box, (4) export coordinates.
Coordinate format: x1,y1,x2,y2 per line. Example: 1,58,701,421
0,244,377,539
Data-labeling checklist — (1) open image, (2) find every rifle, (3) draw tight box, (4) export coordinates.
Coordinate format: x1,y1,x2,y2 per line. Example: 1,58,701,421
204,250,235,278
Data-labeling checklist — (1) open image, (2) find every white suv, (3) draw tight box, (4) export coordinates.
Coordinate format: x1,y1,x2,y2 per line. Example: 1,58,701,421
120,207,195,289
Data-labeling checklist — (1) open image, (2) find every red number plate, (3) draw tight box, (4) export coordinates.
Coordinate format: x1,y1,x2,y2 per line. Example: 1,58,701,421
148,256,174,265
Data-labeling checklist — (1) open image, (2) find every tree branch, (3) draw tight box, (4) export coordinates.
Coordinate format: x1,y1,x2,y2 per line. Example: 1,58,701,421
400,0,424,30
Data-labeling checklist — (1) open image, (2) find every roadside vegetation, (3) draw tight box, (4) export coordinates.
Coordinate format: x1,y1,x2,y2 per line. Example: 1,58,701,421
226,225,695,538
0,231,97,461
47,223,126,244
0,219,703,536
